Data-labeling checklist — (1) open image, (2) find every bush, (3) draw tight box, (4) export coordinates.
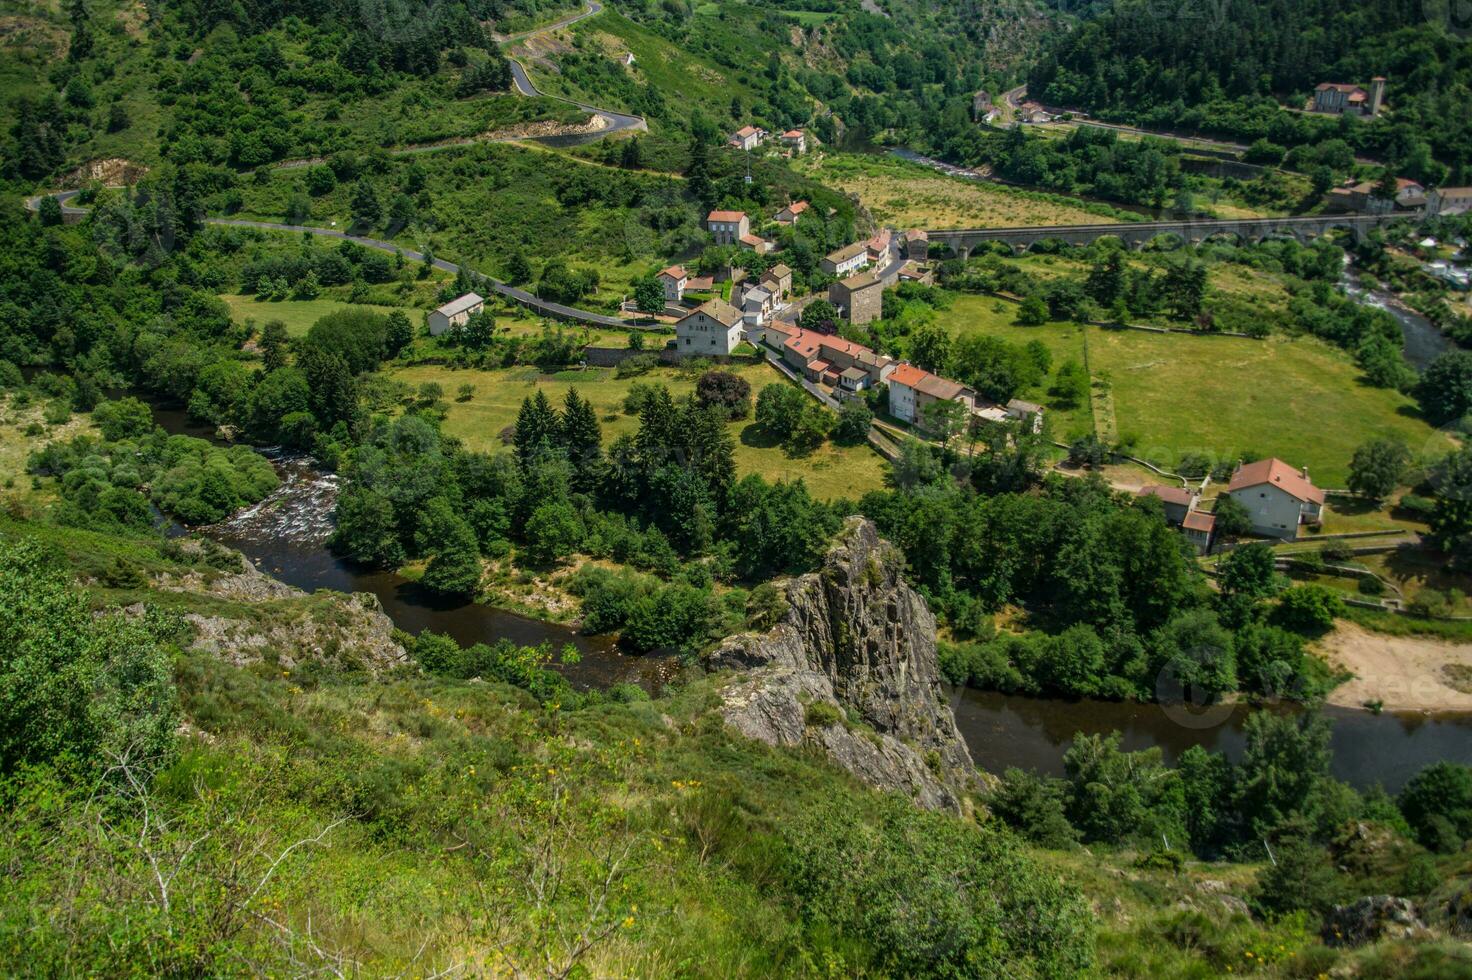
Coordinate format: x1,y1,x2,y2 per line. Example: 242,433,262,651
803,700,842,727
0,541,179,782
1357,575,1385,596
779,793,1094,977
1272,585,1344,635
615,354,660,379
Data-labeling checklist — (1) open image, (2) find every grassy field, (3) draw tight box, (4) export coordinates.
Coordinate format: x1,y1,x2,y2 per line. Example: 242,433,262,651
929,295,1094,438
796,153,1138,229
389,360,891,500
220,296,408,337
0,393,98,510
1088,329,1456,486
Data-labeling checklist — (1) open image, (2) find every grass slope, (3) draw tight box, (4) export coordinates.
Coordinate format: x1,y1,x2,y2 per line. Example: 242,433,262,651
390,360,891,500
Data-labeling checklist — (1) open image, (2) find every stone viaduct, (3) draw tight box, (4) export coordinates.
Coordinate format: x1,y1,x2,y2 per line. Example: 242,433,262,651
925,212,1417,259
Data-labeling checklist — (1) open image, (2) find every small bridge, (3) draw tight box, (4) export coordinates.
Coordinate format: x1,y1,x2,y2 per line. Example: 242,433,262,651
925,212,1416,259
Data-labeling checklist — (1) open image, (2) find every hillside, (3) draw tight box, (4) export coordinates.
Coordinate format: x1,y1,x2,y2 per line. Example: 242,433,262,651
1028,0,1472,184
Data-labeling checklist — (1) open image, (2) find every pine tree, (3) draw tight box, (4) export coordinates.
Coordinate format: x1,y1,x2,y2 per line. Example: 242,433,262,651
260,320,290,372
350,180,382,228
560,388,603,475
514,390,560,467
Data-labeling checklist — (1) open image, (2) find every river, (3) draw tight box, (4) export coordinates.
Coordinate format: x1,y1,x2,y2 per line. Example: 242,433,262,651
1339,261,1453,372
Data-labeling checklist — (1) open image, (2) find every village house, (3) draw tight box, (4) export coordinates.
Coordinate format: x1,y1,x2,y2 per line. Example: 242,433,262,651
971,90,991,121
428,292,485,336
897,261,933,285
657,265,688,303
739,283,774,330
1225,457,1326,540
1018,101,1053,124
829,270,884,326
903,229,929,261
1004,398,1044,433
1181,511,1216,555
779,329,895,390
1137,484,1215,554
1430,187,1472,216
865,228,893,263
1311,77,1385,117
739,232,775,255
780,130,806,154
727,125,767,151
707,210,750,245
887,362,976,428
821,241,870,277
775,200,810,225
1137,484,1197,525
760,263,792,300
675,299,745,356
1327,177,1425,213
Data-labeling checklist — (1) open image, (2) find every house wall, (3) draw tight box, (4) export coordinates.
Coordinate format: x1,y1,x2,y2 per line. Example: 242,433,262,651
709,216,749,244
427,303,480,336
660,277,685,302
677,312,742,355
844,285,882,325
1228,483,1307,539
889,382,917,423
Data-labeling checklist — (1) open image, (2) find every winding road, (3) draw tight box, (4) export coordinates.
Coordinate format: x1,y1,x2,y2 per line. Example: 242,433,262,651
25,1,646,328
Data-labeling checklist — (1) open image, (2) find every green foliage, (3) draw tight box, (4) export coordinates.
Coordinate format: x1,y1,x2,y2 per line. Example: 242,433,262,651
987,768,1080,848
1398,763,1472,853
1273,584,1345,636
780,793,1094,977
1348,437,1411,502
0,541,179,783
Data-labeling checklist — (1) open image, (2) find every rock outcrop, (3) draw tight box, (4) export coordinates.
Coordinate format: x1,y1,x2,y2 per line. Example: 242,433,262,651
707,517,977,810
1323,895,1430,947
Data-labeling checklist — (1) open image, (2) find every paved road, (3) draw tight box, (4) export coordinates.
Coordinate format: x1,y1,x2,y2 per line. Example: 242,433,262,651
502,3,645,139
493,0,604,43
209,219,631,327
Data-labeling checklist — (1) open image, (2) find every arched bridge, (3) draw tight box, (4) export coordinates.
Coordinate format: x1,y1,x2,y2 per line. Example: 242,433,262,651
926,212,1418,258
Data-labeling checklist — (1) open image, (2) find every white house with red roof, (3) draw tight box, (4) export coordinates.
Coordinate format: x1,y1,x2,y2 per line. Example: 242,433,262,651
1225,458,1326,539
728,125,767,151
779,129,806,154
657,265,688,303
1312,77,1385,117
887,362,976,427
707,210,750,245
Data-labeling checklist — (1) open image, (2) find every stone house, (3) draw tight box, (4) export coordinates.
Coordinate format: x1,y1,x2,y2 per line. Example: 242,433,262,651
903,229,929,260
1137,484,1197,525
829,270,884,326
775,201,810,225
760,263,792,300
1430,187,1472,216
1226,458,1326,540
780,130,806,154
707,210,750,244
739,232,775,255
865,228,893,263
1004,398,1044,433
675,299,745,356
1312,77,1385,117
780,329,894,390
428,292,484,336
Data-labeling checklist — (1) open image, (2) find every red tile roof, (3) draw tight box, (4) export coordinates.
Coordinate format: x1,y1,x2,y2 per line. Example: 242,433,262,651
1227,458,1325,505
782,129,804,139
888,363,929,389
1182,511,1216,533
1138,485,1195,507
1316,82,1366,94
707,210,746,223
658,265,686,280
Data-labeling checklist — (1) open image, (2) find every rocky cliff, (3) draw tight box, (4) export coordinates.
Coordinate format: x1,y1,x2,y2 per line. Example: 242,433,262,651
706,517,977,811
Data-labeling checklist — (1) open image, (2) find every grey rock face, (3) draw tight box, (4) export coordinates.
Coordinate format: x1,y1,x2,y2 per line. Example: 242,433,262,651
708,517,976,810
1323,895,1429,947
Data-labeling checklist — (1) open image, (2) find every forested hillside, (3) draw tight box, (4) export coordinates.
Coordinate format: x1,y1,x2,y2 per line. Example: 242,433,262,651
1029,0,1472,183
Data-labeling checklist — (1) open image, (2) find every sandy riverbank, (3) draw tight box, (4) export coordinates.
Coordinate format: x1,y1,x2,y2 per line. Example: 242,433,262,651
1318,622,1472,711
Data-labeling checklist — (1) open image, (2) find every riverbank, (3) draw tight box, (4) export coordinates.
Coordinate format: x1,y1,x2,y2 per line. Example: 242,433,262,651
1317,622,1472,712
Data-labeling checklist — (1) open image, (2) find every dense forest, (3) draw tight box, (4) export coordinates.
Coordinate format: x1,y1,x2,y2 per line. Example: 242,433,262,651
1028,0,1472,183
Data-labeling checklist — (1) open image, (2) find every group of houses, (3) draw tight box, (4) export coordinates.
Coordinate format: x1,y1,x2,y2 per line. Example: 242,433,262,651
1138,457,1326,553
726,126,807,155
1310,77,1387,117
1324,176,1472,216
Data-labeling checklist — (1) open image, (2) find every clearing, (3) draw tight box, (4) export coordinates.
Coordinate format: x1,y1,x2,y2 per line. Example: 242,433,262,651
220,296,407,337
796,152,1137,229
1317,622,1472,711
1087,329,1454,486
389,360,891,500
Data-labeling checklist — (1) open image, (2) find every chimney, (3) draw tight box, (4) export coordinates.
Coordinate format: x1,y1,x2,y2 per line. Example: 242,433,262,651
1369,76,1386,116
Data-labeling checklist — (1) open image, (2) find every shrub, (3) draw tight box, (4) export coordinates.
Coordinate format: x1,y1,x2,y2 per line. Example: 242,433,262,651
1272,585,1344,635
803,700,842,727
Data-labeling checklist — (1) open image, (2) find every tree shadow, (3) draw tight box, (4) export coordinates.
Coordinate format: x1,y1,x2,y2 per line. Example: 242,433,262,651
739,422,783,450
